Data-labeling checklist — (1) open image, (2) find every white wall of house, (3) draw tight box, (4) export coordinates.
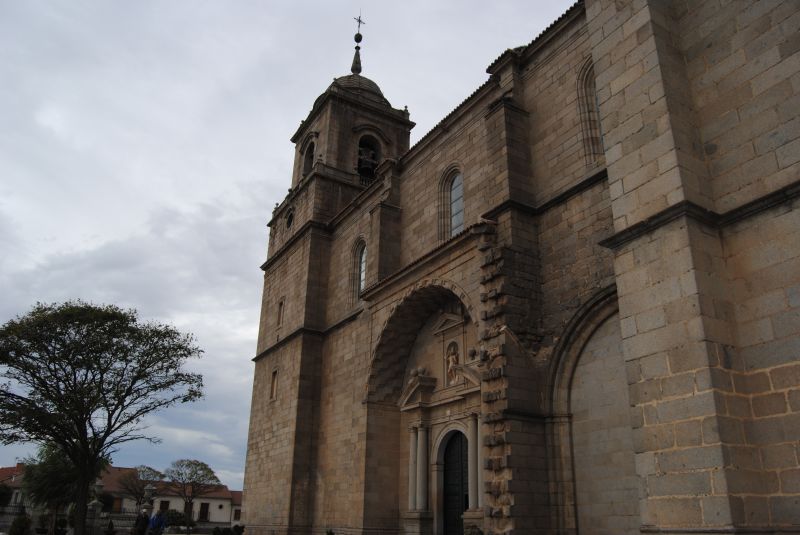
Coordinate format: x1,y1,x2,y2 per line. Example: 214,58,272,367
153,496,233,524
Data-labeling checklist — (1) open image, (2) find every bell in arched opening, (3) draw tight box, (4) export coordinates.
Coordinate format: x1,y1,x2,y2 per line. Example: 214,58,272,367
357,135,380,185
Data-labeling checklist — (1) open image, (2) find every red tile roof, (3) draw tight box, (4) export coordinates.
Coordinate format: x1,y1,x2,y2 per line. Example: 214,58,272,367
0,463,25,488
0,463,242,499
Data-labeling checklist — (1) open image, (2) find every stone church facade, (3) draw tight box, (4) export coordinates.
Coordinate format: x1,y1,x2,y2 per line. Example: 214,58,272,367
243,1,800,533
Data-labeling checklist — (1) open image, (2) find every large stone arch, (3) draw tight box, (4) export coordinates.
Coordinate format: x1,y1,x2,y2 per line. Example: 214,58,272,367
365,279,477,404
361,279,478,532
544,284,640,534
547,283,619,414
544,285,618,533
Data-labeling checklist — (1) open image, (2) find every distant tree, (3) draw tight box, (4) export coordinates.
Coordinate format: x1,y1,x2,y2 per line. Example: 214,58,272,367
23,444,98,535
0,301,204,535
118,465,165,508
164,460,221,534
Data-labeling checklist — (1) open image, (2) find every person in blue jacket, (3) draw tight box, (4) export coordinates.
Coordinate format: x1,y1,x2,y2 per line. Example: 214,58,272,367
148,509,168,535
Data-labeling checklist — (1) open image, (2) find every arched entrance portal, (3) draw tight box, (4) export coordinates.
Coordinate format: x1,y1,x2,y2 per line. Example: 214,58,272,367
442,432,468,535
362,281,481,534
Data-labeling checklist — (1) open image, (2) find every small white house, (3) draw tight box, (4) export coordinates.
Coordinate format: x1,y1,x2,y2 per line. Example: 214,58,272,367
100,466,242,527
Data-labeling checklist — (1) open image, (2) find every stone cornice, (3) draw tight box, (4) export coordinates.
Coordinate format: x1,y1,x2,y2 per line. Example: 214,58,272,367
252,326,323,363
291,89,412,144
268,162,361,227
599,179,800,250
252,308,363,362
260,220,329,272
359,222,491,301
481,166,607,220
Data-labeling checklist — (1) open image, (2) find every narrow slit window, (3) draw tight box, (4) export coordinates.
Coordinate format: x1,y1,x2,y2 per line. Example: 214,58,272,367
358,244,367,293
450,173,464,236
277,299,285,326
578,60,604,167
270,369,278,400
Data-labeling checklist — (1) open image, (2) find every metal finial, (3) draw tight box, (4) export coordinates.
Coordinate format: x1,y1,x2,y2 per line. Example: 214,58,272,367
351,12,365,75
354,13,365,33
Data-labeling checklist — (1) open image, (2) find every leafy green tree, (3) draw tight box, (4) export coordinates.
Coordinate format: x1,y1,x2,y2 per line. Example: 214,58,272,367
164,460,221,534
22,445,99,535
0,302,204,535
118,465,165,508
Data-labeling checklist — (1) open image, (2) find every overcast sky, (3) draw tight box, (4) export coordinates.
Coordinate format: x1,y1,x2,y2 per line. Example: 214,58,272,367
0,1,575,490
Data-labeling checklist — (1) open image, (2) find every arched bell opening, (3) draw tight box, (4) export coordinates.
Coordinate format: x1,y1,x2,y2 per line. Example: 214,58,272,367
302,141,315,176
357,135,381,185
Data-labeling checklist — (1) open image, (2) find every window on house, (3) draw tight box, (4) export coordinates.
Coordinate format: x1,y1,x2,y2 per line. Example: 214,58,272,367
160,501,169,512
577,60,604,168
270,369,278,401
357,135,380,185
234,509,241,521
199,503,210,522
302,142,315,177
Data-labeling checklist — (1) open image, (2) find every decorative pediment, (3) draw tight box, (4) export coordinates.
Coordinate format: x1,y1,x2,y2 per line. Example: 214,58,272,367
453,364,481,387
432,313,464,335
398,369,437,408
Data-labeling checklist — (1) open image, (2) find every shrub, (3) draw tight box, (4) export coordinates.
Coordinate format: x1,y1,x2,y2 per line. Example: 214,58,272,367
165,509,194,528
9,514,32,535
0,484,11,507
55,518,68,535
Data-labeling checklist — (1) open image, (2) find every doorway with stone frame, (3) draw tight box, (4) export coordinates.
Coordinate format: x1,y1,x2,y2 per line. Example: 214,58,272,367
363,283,482,535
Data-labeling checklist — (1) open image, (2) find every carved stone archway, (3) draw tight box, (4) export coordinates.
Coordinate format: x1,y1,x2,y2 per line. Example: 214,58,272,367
365,279,477,404
361,280,479,534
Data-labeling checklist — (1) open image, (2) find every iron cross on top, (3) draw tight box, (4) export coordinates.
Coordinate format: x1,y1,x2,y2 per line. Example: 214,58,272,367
354,14,365,33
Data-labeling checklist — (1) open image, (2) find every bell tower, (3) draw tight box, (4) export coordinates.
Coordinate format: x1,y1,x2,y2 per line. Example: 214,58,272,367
245,21,414,535
288,25,414,190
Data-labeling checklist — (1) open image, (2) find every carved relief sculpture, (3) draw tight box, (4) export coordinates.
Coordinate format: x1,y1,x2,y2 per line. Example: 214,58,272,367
446,342,459,385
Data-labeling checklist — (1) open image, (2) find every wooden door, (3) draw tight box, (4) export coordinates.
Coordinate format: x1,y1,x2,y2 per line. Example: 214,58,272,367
443,432,468,535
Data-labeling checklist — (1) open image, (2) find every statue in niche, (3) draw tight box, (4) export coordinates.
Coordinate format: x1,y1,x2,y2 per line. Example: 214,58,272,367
446,342,460,385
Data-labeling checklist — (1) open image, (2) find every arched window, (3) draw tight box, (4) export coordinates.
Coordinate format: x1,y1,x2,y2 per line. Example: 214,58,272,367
577,60,604,168
357,135,381,185
439,170,465,240
353,240,367,302
449,173,464,237
302,142,315,177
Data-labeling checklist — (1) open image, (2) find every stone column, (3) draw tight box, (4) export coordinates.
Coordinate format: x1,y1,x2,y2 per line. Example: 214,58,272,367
468,413,478,510
416,425,428,511
408,426,418,511
477,413,484,508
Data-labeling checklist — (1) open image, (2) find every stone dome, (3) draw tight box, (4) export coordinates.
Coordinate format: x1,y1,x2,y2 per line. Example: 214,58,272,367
333,74,384,96
327,73,391,107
